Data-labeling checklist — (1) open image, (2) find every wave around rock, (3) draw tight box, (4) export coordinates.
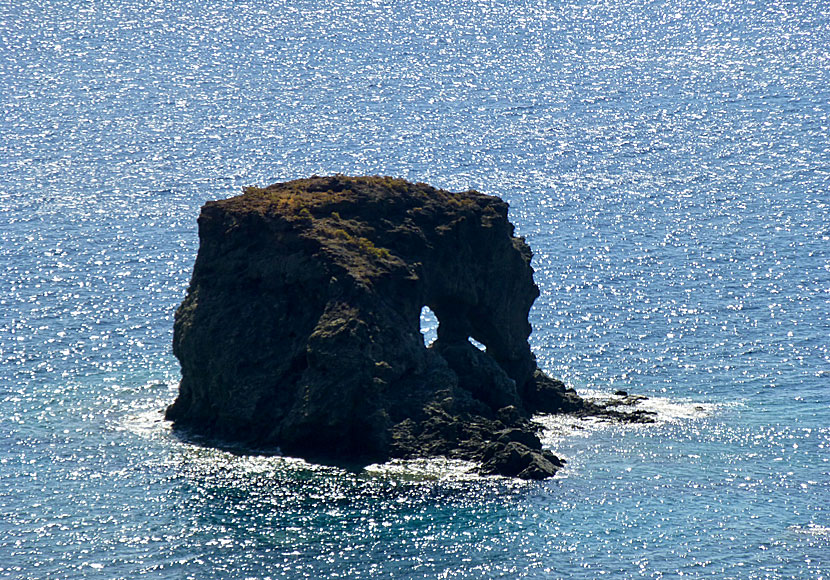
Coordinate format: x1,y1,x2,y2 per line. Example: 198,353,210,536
166,176,647,479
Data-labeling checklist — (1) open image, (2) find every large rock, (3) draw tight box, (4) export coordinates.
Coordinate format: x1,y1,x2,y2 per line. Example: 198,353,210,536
166,176,589,478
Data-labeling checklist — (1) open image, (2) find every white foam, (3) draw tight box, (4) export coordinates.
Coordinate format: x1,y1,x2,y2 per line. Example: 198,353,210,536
119,388,721,482
533,391,729,452
578,388,723,423
116,407,172,440
624,396,719,422
119,408,352,477
532,413,606,450
119,405,481,481
364,457,481,481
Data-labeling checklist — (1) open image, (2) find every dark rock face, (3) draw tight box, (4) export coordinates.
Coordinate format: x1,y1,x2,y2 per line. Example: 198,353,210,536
166,176,615,479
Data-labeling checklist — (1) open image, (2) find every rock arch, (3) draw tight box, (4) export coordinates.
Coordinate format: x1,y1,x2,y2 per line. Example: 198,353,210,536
166,176,582,478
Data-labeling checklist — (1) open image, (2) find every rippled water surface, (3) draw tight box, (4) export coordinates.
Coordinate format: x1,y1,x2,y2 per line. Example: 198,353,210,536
2,0,829,577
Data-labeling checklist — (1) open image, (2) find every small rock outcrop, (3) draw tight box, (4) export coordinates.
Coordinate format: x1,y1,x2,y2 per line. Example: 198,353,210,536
166,176,643,479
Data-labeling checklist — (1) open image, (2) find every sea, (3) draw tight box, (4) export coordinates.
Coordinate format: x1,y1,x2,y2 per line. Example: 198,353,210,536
1,0,828,577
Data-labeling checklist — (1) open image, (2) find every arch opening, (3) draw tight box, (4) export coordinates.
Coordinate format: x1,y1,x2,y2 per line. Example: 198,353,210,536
419,305,438,347
469,337,486,351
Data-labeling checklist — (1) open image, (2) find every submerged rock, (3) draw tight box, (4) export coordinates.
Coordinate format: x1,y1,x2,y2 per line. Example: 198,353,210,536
166,175,644,479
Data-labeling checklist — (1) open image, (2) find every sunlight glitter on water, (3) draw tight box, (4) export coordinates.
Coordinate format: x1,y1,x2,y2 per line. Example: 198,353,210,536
3,0,829,577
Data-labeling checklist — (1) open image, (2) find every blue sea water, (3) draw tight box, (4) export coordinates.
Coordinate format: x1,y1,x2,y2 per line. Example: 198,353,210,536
1,0,829,577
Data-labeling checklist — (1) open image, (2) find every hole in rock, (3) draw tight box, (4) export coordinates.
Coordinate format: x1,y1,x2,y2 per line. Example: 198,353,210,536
469,337,486,351
419,305,438,347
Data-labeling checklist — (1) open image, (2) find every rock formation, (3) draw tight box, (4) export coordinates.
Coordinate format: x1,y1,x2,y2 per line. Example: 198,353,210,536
166,175,650,479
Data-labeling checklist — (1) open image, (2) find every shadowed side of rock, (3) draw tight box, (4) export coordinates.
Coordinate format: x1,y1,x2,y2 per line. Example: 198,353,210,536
166,176,630,479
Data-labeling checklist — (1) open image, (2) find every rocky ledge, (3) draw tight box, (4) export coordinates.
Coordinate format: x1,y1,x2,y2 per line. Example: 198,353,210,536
166,176,653,479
